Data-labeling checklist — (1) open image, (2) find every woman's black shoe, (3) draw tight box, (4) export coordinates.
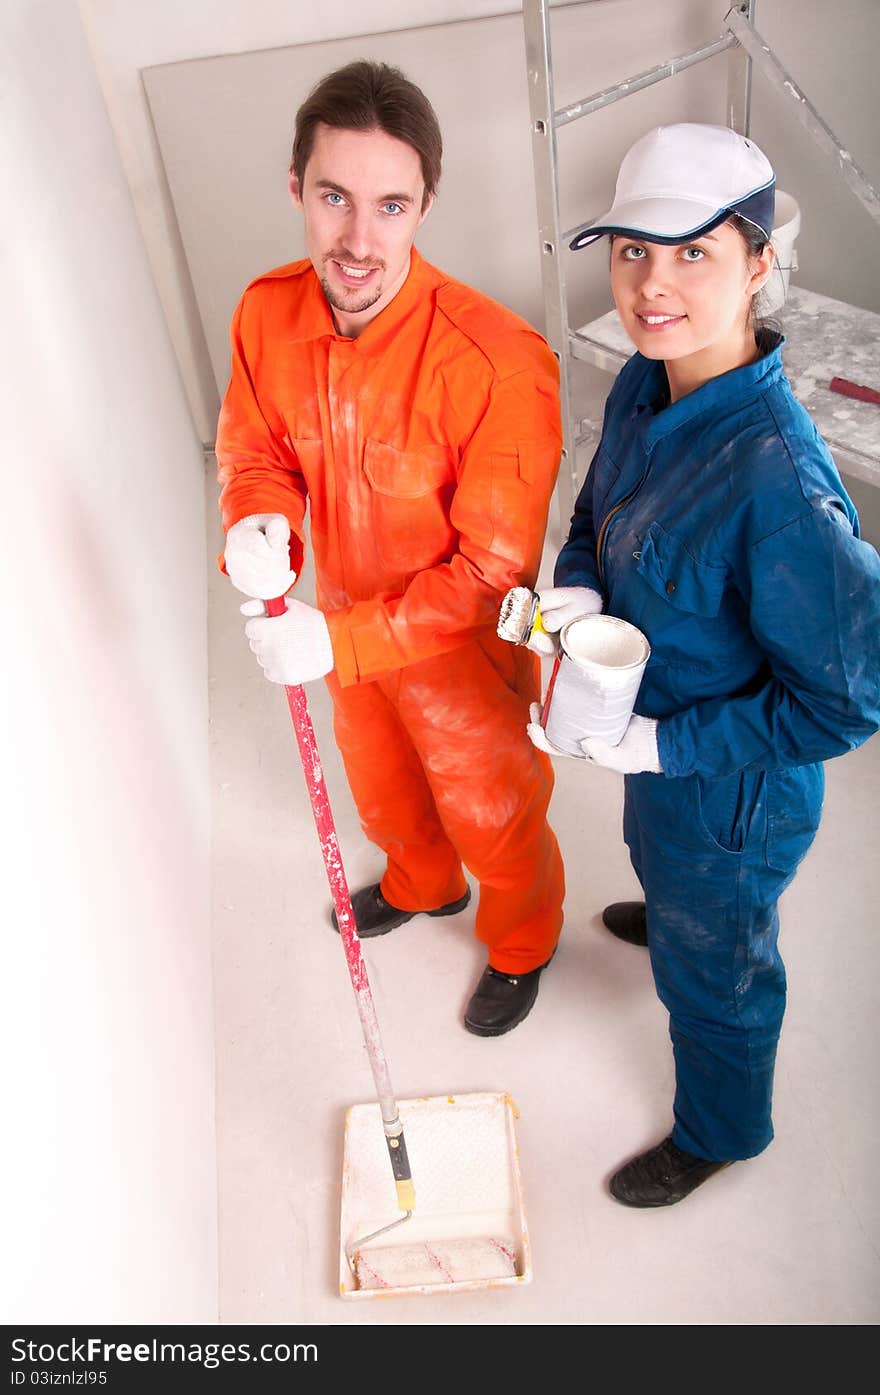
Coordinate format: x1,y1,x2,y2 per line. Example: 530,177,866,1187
601,901,648,946
609,1135,731,1207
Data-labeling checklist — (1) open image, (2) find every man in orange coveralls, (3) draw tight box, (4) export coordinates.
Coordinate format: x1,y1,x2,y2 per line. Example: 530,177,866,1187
217,60,564,1035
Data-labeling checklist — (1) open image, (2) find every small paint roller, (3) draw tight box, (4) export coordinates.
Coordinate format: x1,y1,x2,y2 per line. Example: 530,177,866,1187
497,586,545,645
352,1235,518,1292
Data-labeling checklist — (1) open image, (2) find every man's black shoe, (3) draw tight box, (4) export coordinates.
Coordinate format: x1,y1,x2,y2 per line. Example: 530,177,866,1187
602,901,648,947
331,882,471,938
463,956,552,1037
609,1135,731,1208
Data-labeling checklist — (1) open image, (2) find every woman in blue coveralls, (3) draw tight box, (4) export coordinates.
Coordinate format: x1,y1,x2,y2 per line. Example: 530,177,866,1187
528,123,880,1207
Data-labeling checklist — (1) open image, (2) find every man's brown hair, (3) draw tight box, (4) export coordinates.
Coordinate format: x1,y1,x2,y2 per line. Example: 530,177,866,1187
292,60,442,211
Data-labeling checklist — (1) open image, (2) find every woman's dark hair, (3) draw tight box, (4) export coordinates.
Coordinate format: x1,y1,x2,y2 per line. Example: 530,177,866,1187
727,213,777,335
727,212,771,256
291,60,442,211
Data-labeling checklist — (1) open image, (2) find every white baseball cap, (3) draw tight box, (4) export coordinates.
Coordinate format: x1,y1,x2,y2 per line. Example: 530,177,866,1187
570,122,775,250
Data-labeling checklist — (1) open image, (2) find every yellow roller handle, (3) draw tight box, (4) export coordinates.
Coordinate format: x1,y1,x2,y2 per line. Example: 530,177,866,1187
396,1178,416,1212
531,608,546,637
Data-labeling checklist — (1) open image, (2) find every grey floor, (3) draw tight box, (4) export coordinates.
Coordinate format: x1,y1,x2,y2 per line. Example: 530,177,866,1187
208,491,880,1325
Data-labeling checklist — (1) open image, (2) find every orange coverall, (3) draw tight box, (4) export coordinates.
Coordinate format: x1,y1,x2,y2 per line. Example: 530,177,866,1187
217,249,564,971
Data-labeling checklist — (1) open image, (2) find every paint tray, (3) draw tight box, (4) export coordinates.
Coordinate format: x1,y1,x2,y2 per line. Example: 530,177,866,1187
339,1090,532,1298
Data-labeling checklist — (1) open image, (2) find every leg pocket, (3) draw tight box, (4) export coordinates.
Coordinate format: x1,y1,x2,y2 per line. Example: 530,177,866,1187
695,770,767,855
765,765,824,874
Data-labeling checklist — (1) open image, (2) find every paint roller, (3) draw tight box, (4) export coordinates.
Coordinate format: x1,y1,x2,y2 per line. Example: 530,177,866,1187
264,596,525,1294
352,1235,517,1292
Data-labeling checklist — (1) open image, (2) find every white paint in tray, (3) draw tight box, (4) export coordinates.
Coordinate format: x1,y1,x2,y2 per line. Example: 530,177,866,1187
339,1091,532,1299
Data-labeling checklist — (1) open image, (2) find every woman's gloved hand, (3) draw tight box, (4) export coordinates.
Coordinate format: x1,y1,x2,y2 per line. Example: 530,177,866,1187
526,702,579,757
582,715,662,773
528,585,603,655
241,597,333,685
526,625,557,657
224,513,297,599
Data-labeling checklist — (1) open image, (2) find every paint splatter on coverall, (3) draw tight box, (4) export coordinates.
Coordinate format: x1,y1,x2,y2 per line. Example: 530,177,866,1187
216,249,565,972
555,335,880,1159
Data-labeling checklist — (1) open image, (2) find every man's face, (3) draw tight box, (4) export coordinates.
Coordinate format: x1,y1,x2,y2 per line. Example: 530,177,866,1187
290,123,433,334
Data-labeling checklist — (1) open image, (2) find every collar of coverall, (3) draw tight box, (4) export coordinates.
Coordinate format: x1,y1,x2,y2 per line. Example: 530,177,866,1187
285,245,432,347
630,330,785,444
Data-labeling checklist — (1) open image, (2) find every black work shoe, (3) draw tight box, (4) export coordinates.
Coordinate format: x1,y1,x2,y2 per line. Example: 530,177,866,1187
609,1135,731,1208
463,957,552,1037
331,882,471,938
602,901,648,947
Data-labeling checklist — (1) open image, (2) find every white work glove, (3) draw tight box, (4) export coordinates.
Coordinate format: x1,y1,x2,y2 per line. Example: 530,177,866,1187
224,513,297,599
581,715,662,774
528,585,603,656
526,702,579,757
241,596,334,685
526,627,557,658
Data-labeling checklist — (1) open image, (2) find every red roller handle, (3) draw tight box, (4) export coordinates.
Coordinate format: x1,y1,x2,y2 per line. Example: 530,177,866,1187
265,596,362,972
541,651,563,731
829,376,880,406
264,595,405,1144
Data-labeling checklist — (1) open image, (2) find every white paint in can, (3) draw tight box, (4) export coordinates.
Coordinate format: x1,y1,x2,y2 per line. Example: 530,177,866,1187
543,614,650,756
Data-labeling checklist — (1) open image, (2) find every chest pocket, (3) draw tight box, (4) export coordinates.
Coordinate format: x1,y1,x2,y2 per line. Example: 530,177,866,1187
636,521,726,618
363,438,457,573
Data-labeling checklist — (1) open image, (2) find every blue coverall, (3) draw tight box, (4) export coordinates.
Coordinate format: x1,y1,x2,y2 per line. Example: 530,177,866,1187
556,335,880,1160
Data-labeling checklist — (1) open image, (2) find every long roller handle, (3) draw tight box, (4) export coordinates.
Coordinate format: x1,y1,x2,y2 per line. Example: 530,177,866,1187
265,595,414,1211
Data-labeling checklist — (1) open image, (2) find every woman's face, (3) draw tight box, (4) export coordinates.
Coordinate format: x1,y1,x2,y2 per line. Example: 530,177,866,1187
609,222,774,398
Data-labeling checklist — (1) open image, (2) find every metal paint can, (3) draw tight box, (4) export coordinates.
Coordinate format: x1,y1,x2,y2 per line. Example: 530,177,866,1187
542,614,650,757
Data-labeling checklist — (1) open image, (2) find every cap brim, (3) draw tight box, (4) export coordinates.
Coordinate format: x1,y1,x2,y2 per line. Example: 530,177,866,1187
569,198,729,250
569,180,774,251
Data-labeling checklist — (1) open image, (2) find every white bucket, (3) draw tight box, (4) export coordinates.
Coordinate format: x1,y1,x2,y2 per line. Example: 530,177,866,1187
762,190,800,314
542,614,650,756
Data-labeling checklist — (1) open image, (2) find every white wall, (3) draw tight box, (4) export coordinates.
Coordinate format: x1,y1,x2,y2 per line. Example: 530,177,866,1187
1,0,216,1321
749,0,880,315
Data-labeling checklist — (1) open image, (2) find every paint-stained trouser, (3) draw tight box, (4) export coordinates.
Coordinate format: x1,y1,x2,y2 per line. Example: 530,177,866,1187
624,763,824,1160
326,637,565,974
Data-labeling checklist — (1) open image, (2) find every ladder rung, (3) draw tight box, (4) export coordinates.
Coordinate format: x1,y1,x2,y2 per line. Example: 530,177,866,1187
553,32,737,129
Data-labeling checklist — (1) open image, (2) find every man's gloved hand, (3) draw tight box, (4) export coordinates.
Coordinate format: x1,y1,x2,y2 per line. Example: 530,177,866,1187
534,586,604,652
526,702,579,757
581,715,662,773
224,514,297,599
241,597,334,685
